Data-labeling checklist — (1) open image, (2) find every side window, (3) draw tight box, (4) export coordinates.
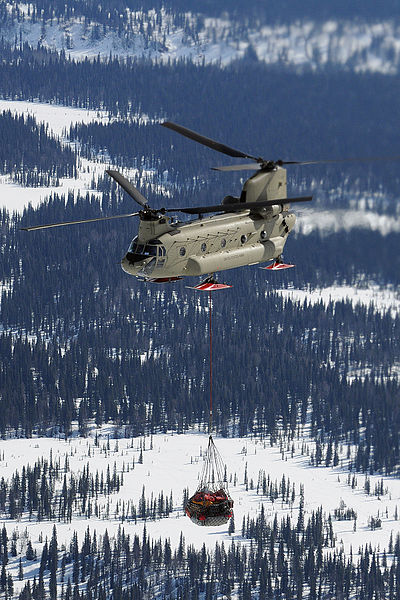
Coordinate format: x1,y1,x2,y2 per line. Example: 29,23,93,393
221,239,226,248
179,247,186,256
201,243,207,252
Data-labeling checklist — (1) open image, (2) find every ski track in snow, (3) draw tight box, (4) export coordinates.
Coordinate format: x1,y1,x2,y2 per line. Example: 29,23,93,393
3,427,400,596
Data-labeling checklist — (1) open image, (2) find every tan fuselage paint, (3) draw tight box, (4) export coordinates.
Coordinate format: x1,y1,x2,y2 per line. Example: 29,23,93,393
121,167,296,279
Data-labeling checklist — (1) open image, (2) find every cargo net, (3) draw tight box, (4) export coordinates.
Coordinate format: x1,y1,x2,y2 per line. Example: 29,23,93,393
185,436,233,527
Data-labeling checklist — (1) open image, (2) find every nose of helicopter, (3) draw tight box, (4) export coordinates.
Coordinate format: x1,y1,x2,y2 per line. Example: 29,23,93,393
121,253,154,276
121,254,138,275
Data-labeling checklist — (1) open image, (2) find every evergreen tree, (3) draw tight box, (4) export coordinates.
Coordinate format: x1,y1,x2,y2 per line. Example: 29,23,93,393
18,557,23,581
49,525,58,600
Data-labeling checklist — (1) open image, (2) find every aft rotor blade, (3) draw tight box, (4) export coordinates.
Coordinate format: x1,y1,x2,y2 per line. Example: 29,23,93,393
166,196,312,215
106,170,148,208
161,121,259,161
21,212,140,231
213,155,400,171
281,155,400,166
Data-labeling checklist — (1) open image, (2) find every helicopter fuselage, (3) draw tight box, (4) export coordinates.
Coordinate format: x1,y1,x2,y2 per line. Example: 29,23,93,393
121,204,296,280
22,160,307,281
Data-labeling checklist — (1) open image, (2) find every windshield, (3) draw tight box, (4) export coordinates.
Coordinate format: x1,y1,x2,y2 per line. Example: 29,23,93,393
129,237,165,257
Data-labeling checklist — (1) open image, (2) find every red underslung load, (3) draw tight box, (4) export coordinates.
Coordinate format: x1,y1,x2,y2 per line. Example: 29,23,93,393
185,436,233,526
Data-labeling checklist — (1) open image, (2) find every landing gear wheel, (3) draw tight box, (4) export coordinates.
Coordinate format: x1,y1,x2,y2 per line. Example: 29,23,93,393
202,274,217,285
262,255,295,270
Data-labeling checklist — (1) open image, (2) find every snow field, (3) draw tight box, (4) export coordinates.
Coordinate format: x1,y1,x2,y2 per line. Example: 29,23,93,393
1,426,400,565
0,100,108,212
0,100,110,138
296,207,400,236
274,284,400,317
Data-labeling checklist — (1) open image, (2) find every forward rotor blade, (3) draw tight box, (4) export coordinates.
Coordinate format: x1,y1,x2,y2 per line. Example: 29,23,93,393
212,163,261,172
166,196,312,215
212,160,302,171
106,170,148,208
161,121,259,161
21,212,140,231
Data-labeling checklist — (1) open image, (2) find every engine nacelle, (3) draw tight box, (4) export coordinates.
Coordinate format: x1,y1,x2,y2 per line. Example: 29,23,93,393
258,204,282,219
262,236,285,258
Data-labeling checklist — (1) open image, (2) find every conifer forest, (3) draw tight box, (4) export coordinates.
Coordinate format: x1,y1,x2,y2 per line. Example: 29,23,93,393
0,1,400,598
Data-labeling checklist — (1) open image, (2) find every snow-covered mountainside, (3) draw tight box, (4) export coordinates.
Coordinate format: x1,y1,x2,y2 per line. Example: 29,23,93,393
2,5,400,73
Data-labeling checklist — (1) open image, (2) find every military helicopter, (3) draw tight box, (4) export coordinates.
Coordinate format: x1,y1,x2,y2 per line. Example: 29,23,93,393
22,121,319,285
30,120,398,287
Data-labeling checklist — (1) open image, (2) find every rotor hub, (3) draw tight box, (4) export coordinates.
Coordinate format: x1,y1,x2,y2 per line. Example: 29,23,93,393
139,208,161,221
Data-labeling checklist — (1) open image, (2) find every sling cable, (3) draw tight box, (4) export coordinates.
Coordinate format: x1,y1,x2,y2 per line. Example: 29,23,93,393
185,278,234,526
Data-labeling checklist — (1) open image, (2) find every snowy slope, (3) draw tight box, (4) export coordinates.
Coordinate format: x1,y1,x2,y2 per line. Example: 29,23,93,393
0,100,110,138
296,207,400,236
275,284,400,315
2,8,400,73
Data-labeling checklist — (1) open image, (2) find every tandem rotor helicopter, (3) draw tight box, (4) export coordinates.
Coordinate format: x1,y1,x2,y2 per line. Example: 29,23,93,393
22,121,394,288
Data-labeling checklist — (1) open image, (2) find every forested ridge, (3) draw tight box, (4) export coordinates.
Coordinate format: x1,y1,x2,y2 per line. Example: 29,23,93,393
0,192,399,474
3,0,400,26
1,40,400,195
0,111,76,186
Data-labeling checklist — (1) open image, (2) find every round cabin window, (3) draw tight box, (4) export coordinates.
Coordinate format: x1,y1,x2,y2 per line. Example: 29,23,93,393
201,242,207,252
221,238,226,248
241,234,247,244
179,247,186,256
260,230,267,240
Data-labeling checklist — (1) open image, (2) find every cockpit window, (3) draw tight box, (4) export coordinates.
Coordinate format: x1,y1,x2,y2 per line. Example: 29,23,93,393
129,237,139,253
129,237,165,257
